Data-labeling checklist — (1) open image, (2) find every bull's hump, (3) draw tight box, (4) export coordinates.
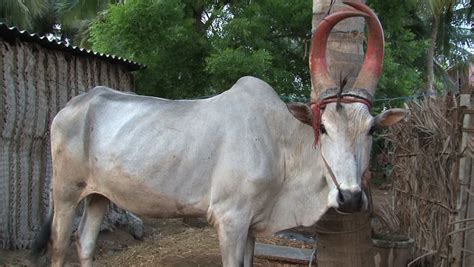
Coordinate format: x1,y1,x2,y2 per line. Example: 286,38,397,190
231,76,280,100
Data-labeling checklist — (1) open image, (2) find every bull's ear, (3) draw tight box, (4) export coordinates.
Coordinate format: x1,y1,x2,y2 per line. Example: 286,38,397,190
287,102,312,126
374,108,409,128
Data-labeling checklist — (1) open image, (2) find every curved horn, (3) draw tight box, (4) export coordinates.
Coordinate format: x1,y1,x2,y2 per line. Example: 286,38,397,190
310,10,369,102
344,1,384,96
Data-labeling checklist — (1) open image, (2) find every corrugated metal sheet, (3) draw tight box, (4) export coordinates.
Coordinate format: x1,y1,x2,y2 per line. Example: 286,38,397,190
0,23,145,71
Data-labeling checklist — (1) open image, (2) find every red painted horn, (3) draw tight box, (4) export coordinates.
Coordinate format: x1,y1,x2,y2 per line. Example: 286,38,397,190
310,9,369,101
344,1,384,96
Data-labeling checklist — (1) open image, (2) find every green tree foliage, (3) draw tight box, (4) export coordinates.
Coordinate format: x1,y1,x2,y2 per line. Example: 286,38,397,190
368,0,472,97
0,0,119,46
368,0,429,107
54,0,124,47
0,0,44,30
206,0,312,96
433,0,472,64
3,0,470,100
90,0,312,98
90,0,209,98
404,0,473,93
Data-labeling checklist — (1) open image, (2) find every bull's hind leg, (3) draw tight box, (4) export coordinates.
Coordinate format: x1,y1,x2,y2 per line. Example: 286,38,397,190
51,196,78,267
76,194,109,267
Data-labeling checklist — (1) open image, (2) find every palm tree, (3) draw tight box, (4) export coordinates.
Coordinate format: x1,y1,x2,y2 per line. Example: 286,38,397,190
425,0,456,95
422,0,472,94
55,0,125,47
0,0,45,30
311,0,374,266
0,0,122,47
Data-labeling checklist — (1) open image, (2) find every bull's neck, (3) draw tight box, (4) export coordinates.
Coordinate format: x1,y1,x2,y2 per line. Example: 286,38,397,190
283,122,325,182
265,121,330,234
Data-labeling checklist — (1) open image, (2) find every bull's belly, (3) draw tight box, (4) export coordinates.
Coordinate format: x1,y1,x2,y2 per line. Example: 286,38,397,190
105,191,208,218
85,175,209,218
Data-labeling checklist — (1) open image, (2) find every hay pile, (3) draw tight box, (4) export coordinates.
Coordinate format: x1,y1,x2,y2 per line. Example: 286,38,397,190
90,218,312,267
385,96,463,265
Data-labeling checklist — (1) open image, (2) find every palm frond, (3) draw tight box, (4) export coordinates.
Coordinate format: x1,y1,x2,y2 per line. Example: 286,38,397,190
434,60,457,91
0,0,50,30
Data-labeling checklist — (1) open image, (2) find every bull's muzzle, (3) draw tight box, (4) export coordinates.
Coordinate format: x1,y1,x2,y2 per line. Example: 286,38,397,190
336,189,363,213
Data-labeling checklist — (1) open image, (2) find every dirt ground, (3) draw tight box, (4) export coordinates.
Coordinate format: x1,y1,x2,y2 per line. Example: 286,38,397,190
0,217,313,267
0,188,391,267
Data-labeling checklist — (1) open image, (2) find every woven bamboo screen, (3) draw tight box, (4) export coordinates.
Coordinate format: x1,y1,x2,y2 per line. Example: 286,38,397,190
0,38,134,249
386,95,473,265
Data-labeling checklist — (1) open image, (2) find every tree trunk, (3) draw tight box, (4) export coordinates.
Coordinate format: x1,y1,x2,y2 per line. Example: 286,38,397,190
311,0,374,266
426,17,439,96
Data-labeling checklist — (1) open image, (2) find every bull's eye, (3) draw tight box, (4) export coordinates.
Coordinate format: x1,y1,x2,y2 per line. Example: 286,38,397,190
368,125,376,136
320,124,327,134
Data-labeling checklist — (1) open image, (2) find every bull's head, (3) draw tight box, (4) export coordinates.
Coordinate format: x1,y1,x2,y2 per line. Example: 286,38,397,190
288,2,408,213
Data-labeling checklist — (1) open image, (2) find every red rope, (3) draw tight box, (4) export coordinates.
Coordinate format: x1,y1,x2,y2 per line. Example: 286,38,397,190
311,96,372,147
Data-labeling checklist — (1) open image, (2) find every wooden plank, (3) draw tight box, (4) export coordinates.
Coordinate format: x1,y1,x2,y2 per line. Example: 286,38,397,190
254,243,316,265
463,93,474,267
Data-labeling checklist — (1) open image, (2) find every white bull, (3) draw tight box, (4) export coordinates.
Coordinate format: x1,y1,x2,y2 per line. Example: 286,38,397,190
31,77,406,266
31,3,408,266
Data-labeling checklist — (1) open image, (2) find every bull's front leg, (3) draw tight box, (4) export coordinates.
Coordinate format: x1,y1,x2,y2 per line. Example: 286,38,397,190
244,235,256,267
215,211,252,267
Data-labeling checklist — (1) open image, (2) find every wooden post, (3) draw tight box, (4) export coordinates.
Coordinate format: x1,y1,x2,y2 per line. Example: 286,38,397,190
453,93,473,266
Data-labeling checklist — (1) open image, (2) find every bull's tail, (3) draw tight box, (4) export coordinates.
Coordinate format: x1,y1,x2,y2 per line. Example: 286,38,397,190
30,191,54,262
30,213,53,261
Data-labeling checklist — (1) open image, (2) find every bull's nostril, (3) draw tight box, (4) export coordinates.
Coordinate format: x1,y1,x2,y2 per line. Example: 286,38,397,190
337,191,345,204
353,190,362,203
